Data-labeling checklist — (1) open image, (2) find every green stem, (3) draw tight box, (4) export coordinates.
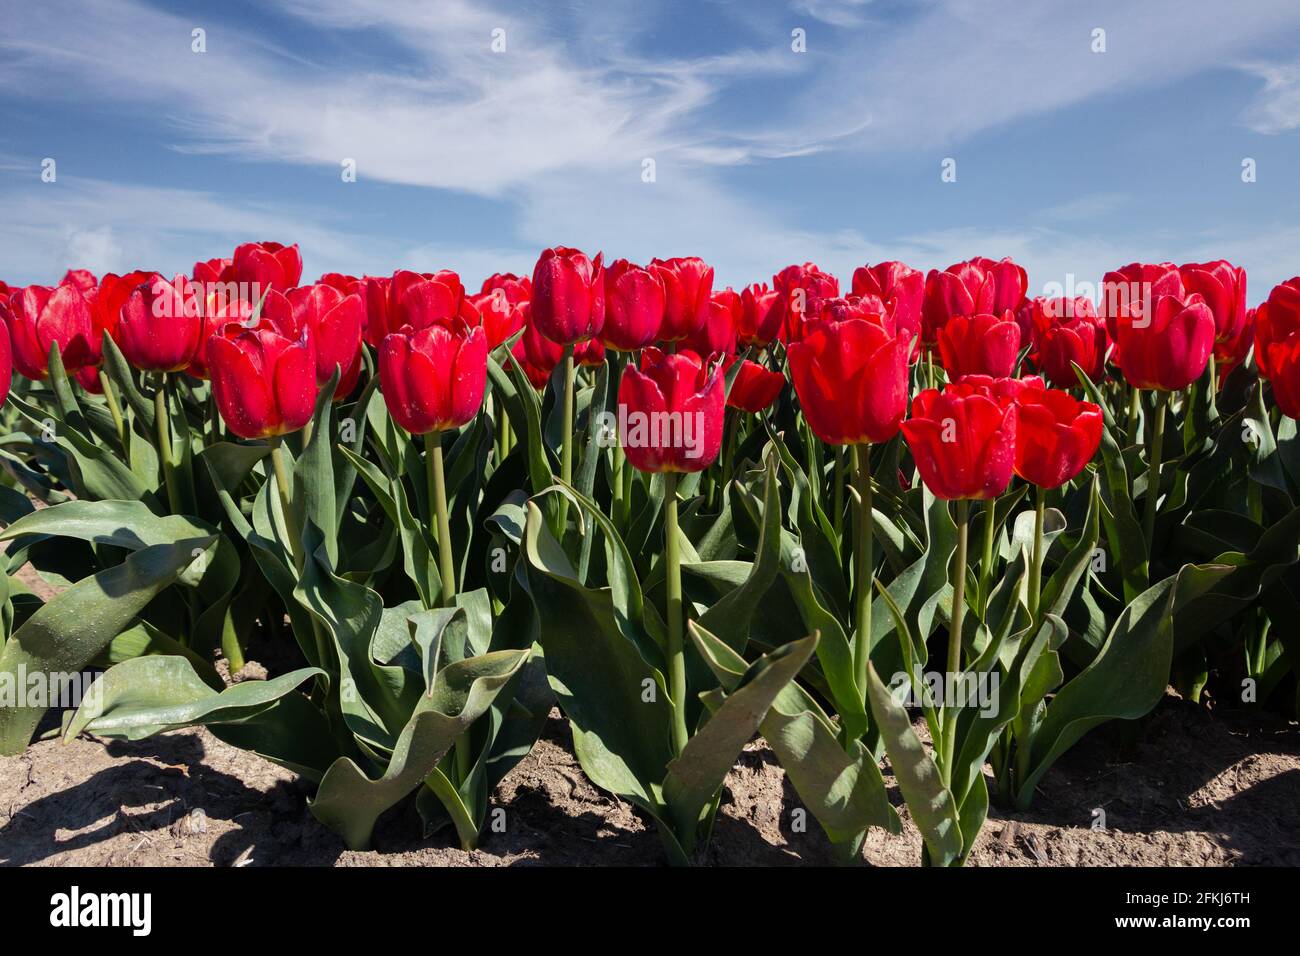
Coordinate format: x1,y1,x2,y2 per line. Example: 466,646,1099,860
1141,391,1168,549
852,445,873,703
940,499,969,788
979,498,995,617
833,445,846,541
154,374,181,513
270,437,299,563
664,471,689,757
1125,387,1140,444
426,431,470,782
556,345,576,540
99,370,128,461
426,432,456,607
1027,487,1045,625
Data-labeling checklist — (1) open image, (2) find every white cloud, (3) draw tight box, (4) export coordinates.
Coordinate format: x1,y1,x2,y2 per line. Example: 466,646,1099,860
1241,61,1300,133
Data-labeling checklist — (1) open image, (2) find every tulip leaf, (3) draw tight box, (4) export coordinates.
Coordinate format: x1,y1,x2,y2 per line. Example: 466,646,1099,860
296,368,340,569
309,647,530,850
865,662,962,867
0,536,213,754
1019,573,1176,798
663,631,817,851
8,395,148,502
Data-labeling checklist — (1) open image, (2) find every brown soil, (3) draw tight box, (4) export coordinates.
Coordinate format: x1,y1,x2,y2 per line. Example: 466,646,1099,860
2,695,1297,867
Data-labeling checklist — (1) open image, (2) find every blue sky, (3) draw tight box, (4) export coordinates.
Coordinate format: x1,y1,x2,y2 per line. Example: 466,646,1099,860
4,0,1300,303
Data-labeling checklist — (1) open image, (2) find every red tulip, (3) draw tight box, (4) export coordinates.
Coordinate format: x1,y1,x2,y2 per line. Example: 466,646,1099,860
2,284,97,377
900,383,1018,500
379,324,487,435
208,314,316,439
0,320,12,406
575,338,605,367
1012,383,1103,489
1214,306,1255,386
469,273,532,349
937,311,1021,379
922,257,1027,346
650,257,713,343
683,288,740,357
810,294,896,333
115,274,206,372
1100,261,1183,352
1029,297,1109,387
1179,260,1247,347
532,247,605,345
957,373,1045,404
601,259,664,351
738,283,782,346
318,272,364,296
788,318,911,445
521,303,563,373
61,269,98,294
725,358,784,413
193,257,233,287
361,275,394,347
229,241,302,298
187,293,253,380
851,261,923,352
285,285,365,398
774,263,839,343
1253,277,1300,379
389,269,478,334
1114,292,1214,391
618,348,724,473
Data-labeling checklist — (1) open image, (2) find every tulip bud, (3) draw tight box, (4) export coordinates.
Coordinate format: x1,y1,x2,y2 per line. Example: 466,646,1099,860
230,241,303,299
601,259,664,351
900,383,1018,500
2,283,97,378
683,288,740,357
851,260,923,353
937,311,1021,379
287,284,366,398
1011,382,1103,488
379,324,487,435
788,318,911,445
725,357,784,413
650,257,713,343
470,273,531,349
532,247,605,345
922,257,1027,346
208,319,317,439
618,348,724,473
738,283,782,346
1115,293,1214,391
115,274,206,372
773,262,839,343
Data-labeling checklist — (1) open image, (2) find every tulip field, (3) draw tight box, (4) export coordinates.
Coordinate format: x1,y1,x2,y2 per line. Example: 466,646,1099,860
1,245,1298,867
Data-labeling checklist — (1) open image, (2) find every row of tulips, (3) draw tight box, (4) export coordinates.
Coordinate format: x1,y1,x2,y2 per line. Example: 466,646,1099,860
0,241,1297,866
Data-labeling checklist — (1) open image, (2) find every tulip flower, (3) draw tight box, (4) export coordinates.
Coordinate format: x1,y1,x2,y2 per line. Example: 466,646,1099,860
649,257,712,344
510,337,552,390
391,269,477,332
601,259,664,351
469,273,531,350
922,257,1027,346
773,262,839,342
1254,277,1300,381
788,318,911,446
901,384,1018,502
116,274,206,373
618,347,724,755
1114,293,1214,392
61,269,98,293
936,310,1021,379
532,247,605,346
361,275,394,347
1179,260,1247,350
229,241,303,298
575,338,605,367
738,283,782,346
901,381,1017,785
0,320,11,408
725,357,784,413
275,285,364,398
1100,261,1184,354
208,315,317,441
851,260,923,353
1214,306,1255,387
2,284,97,378
193,257,233,287
1028,297,1109,387
789,316,911,699
684,288,740,357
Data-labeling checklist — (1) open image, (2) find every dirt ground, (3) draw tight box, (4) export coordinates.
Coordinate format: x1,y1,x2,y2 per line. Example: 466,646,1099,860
2,693,1297,867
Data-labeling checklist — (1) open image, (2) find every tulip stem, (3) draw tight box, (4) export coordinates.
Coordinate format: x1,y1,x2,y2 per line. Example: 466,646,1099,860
979,498,996,617
833,446,846,541
153,374,182,514
99,371,128,461
557,345,576,539
1027,488,1045,625
940,499,969,788
1141,391,1167,550
426,432,456,607
852,445,873,702
663,471,689,757
1125,387,1140,444
270,437,298,557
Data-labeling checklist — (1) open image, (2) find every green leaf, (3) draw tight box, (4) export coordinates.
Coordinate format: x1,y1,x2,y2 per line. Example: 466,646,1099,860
0,536,213,754
309,648,529,850
663,631,817,850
